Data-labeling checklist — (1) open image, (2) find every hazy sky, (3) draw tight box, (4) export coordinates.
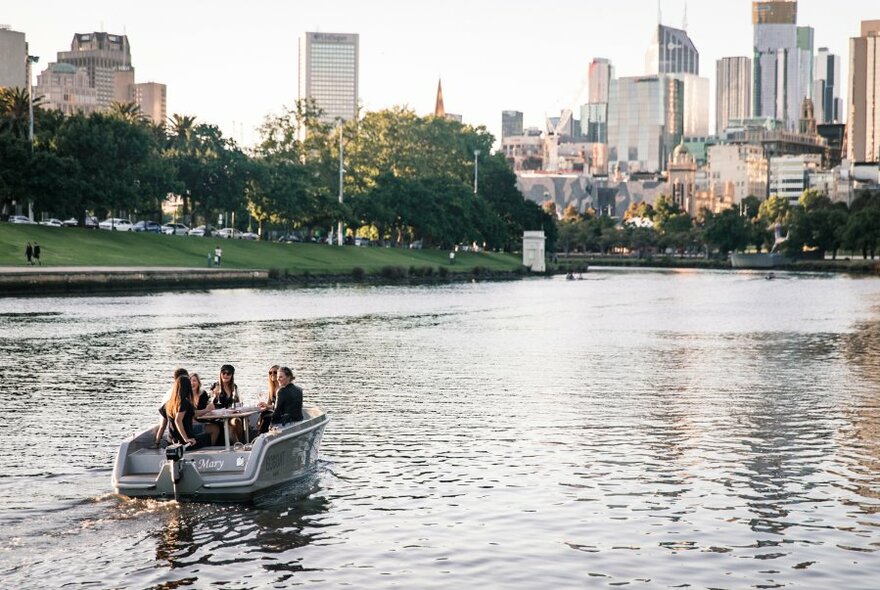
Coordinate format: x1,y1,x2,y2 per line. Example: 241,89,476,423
6,1,877,147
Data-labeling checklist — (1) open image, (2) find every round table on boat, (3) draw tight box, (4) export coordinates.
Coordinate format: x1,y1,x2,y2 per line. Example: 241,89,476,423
200,405,263,450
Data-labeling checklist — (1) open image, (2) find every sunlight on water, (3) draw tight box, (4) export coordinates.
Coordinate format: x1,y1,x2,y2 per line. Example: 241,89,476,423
1,269,879,588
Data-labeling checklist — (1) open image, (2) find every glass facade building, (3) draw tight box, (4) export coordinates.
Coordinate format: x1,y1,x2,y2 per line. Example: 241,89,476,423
752,1,811,131
814,48,843,124
607,75,683,173
501,110,523,140
716,57,752,135
646,25,699,76
298,32,359,125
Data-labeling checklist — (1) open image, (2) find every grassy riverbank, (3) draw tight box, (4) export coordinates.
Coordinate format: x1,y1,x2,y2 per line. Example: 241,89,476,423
0,224,523,276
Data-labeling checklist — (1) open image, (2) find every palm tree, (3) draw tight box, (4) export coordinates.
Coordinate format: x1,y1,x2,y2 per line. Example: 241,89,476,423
168,114,196,149
108,101,146,125
0,86,43,138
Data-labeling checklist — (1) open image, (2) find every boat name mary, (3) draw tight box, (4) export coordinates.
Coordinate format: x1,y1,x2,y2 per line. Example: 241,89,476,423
196,458,224,471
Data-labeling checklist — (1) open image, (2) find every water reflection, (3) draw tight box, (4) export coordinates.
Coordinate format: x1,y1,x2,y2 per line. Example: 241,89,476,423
2,274,880,588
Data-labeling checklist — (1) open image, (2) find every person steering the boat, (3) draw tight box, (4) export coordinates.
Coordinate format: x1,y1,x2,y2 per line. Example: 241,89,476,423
166,375,219,448
270,366,303,425
154,367,189,447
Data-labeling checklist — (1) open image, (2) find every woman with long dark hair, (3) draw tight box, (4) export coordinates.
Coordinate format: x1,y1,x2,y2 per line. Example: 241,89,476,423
167,375,219,448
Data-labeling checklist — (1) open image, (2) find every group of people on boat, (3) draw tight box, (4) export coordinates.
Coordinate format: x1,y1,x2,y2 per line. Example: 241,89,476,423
152,363,304,449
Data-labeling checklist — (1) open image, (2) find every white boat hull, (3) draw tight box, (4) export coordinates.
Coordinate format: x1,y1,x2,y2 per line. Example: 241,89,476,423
112,406,328,502
730,253,791,269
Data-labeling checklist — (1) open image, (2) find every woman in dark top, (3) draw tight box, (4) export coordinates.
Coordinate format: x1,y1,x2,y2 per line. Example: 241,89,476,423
166,375,218,448
210,364,240,408
271,366,303,425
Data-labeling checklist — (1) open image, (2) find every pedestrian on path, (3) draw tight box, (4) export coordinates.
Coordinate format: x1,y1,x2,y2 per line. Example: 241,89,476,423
33,242,41,265
25,242,33,265
214,245,222,267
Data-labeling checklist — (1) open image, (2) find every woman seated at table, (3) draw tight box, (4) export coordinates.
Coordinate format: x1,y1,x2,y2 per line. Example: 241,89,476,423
270,366,303,425
210,364,240,408
256,365,280,434
167,375,220,448
212,364,244,441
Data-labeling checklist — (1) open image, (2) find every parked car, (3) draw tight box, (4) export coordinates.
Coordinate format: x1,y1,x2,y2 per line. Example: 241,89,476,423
240,231,259,240
188,224,214,237
99,218,134,231
133,220,163,233
7,215,35,224
354,236,370,247
62,217,79,227
84,216,99,229
161,223,190,235
39,218,64,227
215,227,241,239
277,233,303,244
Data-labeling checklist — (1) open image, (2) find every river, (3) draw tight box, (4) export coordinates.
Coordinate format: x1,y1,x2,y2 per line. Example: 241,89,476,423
1,268,879,588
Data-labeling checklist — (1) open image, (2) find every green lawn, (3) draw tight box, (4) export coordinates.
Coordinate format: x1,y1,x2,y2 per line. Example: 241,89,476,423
0,224,523,274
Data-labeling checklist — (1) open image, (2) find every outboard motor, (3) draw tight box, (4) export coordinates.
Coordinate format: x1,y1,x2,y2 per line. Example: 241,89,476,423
165,443,188,484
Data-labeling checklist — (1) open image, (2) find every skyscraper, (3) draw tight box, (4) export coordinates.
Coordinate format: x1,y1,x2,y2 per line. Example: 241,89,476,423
813,48,843,124
645,25,708,137
131,82,167,125
716,57,752,135
0,26,27,89
56,32,133,109
298,32,359,125
645,25,699,76
582,57,614,143
752,1,811,130
848,20,880,163
607,75,683,173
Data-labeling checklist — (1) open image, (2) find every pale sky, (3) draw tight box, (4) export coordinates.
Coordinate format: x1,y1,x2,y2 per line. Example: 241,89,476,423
6,1,877,147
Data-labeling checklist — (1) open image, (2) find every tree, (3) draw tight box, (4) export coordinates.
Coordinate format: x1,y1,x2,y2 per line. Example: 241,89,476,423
0,87,43,139
701,207,751,257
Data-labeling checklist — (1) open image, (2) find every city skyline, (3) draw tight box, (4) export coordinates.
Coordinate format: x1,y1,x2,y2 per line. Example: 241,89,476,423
4,0,875,146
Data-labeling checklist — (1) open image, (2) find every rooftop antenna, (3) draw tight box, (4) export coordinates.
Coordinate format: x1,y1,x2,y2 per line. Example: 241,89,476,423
657,0,662,25
683,2,688,30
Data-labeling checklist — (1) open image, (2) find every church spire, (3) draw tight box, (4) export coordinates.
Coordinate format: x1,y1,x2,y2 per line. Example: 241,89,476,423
434,78,445,118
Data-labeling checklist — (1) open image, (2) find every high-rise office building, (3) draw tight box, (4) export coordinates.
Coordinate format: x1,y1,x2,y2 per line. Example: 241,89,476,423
645,25,708,138
57,32,133,109
501,110,523,140
645,25,699,76
848,20,880,163
813,48,843,124
0,26,27,89
716,57,752,135
796,26,814,121
298,32,359,125
131,82,166,125
582,57,614,143
588,57,614,103
607,75,683,173
752,1,812,130
678,74,710,136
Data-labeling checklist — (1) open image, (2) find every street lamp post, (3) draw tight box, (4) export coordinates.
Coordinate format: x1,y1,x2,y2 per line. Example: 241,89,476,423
26,55,39,148
337,118,344,246
473,149,480,194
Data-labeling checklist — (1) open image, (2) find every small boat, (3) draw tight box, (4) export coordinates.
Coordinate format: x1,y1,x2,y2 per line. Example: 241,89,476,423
112,405,329,502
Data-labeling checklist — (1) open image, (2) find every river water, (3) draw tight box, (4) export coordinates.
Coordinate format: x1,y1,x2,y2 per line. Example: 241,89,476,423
1,269,879,588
